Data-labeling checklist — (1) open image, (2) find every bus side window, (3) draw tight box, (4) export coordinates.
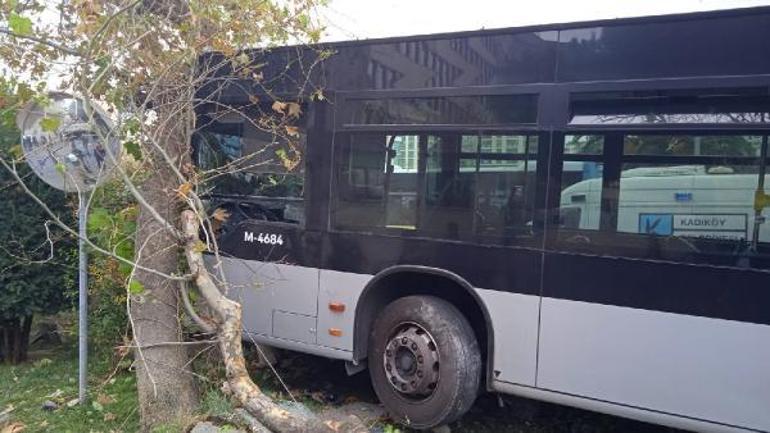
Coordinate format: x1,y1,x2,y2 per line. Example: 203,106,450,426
556,133,770,264
334,132,541,242
471,134,539,237
335,133,383,230
194,107,306,226
559,135,605,231
617,134,763,248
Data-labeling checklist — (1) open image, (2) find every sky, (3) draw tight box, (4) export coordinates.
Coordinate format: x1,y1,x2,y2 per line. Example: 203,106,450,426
320,0,770,41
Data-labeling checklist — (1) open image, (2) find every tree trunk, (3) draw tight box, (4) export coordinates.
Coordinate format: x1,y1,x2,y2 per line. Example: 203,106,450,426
0,320,9,363
0,316,33,364
19,315,32,362
131,144,199,431
11,318,21,363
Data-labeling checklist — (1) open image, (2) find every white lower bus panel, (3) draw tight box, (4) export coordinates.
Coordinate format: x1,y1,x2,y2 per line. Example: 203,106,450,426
535,297,770,432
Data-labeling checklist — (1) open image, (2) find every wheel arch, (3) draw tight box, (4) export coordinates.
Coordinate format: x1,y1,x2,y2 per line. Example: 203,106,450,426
352,265,495,389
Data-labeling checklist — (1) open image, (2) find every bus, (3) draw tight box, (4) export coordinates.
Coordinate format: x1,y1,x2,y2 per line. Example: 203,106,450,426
194,7,770,432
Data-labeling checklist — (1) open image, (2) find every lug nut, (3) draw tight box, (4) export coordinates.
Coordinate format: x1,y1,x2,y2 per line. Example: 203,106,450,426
411,343,417,350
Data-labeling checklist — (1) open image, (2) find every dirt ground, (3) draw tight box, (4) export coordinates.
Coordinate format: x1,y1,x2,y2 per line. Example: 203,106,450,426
258,349,684,433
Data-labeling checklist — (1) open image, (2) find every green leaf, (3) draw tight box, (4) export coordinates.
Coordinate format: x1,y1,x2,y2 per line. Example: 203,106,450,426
40,116,61,133
275,148,288,162
123,140,142,160
128,280,144,295
115,242,134,262
88,208,112,233
91,401,103,412
8,13,33,37
192,240,207,254
9,144,23,159
54,162,66,174
118,262,133,277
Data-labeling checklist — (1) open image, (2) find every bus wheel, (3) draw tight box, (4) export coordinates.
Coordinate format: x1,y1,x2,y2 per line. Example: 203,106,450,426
368,295,481,429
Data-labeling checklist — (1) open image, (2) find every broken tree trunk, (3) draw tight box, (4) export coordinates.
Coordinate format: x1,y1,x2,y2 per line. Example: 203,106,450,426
180,210,339,433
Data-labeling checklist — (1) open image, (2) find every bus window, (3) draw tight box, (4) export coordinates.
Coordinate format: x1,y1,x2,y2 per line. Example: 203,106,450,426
422,135,475,239
194,109,305,225
555,133,770,260
386,135,420,229
559,135,604,230
473,135,539,236
334,132,541,241
334,133,418,231
623,134,761,157
617,135,764,245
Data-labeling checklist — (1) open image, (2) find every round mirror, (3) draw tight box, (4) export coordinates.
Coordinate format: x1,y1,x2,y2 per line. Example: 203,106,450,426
16,92,120,192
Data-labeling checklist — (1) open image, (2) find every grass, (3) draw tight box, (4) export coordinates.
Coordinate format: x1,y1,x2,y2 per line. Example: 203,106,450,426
0,346,139,433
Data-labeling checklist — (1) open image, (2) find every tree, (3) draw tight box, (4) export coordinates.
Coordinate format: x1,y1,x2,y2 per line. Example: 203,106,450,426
0,79,75,364
0,1,354,432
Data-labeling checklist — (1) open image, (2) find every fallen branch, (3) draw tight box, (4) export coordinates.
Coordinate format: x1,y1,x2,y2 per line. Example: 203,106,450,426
180,210,341,433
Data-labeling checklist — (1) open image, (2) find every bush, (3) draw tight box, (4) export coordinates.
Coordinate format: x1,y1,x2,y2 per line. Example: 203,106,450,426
86,177,139,350
0,81,77,363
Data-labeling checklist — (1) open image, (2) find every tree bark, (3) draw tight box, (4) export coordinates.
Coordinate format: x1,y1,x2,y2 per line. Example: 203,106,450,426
131,140,199,431
0,320,10,363
20,315,32,362
0,316,33,364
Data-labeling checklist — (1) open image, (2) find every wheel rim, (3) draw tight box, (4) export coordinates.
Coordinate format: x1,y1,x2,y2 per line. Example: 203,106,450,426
382,322,440,400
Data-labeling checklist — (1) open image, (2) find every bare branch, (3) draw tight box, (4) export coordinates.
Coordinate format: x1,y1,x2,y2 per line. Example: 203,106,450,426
0,157,191,281
0,26,81,56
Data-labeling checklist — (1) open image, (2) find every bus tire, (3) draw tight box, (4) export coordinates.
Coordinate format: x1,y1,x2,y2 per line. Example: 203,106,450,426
368,295,481,429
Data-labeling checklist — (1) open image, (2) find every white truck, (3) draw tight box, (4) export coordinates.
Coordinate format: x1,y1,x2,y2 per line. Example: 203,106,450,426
560,164,767,242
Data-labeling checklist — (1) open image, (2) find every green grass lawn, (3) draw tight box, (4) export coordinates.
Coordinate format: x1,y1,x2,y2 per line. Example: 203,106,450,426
0,346,139,433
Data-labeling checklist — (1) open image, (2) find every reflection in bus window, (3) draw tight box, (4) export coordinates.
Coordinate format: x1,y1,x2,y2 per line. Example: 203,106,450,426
616,163,760,241
618,135,764,244
624,135,761,157
335,133,388,230
564,134,603,155
560,135,604,230
559,162,604,230
423,135,475,239
473,135,538,236
558,134,770,249
194,113,306,224
334,133,540,241
390,135,419,173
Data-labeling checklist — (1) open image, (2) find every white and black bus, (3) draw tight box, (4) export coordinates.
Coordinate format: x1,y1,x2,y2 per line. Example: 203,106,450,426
194,7,770,432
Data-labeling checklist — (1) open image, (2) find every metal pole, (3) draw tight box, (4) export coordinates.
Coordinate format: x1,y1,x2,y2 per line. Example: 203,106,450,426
78,194,88,404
